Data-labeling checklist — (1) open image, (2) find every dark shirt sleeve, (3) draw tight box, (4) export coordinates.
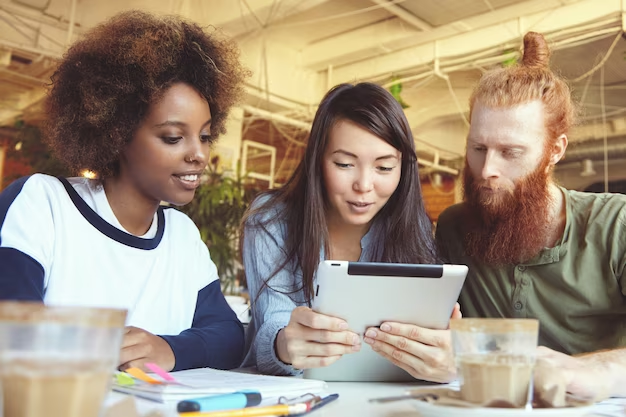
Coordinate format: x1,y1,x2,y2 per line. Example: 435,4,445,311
160,280,244,371
0,248,45,301
0,176,48,301
435,205,458,264
616,208,626,297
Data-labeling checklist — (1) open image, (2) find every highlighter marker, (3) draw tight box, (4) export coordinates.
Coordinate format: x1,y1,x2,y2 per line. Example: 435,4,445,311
177,391,262,413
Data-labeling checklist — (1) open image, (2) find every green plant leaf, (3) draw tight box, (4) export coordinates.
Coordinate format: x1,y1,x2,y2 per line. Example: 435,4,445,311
179,170,262,294
388,76,410,109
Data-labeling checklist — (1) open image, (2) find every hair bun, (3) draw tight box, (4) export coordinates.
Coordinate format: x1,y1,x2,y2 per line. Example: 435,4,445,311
521,31,550,68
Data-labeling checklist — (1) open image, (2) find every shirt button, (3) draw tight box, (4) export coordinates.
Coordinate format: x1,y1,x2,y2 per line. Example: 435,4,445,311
521,278,529,286
514,301,523,310
518,265,526,272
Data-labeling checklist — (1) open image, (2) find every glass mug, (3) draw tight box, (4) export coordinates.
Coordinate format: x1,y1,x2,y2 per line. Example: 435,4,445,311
0,302,127,417
450,318,539,408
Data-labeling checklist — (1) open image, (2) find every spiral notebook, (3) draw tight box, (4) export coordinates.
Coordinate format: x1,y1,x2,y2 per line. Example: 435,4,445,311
112,367,327,403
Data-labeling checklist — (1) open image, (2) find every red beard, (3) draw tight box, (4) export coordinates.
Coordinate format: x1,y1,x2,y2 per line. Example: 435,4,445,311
462,156,552,265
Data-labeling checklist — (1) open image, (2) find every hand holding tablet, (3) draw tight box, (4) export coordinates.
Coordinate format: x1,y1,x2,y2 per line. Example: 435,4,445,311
303,261,468,382
363,302,462,383
275,306,361,369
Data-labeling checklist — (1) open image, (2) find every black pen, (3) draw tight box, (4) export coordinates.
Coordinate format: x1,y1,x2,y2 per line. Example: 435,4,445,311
292,394,339,416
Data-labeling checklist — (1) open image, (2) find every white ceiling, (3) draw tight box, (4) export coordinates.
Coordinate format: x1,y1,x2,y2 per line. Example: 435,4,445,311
1,0,626,179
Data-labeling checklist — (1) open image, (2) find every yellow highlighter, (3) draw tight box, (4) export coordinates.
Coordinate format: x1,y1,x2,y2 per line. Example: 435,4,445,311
179,402,308,417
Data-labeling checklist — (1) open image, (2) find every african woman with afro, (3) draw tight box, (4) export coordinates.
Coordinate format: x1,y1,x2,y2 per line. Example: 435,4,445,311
0,10,250,372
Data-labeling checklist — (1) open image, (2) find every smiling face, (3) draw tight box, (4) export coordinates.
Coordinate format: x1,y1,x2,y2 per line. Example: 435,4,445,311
322,119,402,228
118,82,213,207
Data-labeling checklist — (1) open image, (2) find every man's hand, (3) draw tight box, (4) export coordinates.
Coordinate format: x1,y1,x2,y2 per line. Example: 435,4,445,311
363,303,462,383
118,326,176,372
275,306,361,369
535,346,626,402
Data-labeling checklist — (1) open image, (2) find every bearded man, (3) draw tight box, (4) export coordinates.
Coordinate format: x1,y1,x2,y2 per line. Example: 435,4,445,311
436,31,626,400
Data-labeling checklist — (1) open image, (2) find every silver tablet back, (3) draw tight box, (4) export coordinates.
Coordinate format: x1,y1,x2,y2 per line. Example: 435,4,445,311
303,261,468,382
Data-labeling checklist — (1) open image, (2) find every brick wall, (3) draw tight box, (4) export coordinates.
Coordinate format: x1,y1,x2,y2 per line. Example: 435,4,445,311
421,176,458,222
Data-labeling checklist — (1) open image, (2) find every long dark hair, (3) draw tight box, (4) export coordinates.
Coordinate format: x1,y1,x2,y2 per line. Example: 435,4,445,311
241,82,439,305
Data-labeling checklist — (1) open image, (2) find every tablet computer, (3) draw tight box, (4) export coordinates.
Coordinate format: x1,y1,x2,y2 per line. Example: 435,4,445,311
303,261,468,382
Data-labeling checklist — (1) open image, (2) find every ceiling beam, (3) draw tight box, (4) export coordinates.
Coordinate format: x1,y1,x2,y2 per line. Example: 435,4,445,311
369,0,432,31
0,49,10,67
0,67,46,87
239,37,322,111
173,0,277,29
242,105,311,131
302,0,594,72
215,0,335,38
17,86,46,110
304,17,418,72
0,38,61,59
0,86,47,125
328,0,619,82
305,0,563,69
0,3,83,33
0,109,21,126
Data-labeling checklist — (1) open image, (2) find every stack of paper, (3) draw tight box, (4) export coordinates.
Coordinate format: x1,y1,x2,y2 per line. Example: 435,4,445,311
112,368,327,403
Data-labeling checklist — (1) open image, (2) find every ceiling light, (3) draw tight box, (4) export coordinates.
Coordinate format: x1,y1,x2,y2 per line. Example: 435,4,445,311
580,159,596,177
81,170,96,179
432,173,442,187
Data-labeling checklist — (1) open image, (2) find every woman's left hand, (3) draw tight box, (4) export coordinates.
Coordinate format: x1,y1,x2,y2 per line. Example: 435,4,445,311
363,303,462,383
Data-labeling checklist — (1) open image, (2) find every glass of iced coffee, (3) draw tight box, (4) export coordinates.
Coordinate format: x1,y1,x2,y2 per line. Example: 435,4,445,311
0,302,127,417
449,318,539,408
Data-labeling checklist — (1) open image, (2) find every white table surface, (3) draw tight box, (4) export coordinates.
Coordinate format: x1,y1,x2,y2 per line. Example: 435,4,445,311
106,381,626,417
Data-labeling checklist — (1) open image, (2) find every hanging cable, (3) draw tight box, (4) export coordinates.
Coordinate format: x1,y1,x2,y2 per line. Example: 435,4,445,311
271,120,307,147
272,0,408,28
1,10,66,48
275,140,294,180
438,72,469,128
241,0,265,28
0,13,36,43
579,54,597,105
407,74,435,91
600,65,608,193
572,31,622,83
265,0,281,26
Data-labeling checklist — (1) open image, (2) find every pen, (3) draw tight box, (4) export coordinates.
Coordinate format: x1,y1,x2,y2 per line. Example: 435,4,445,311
178,403,308,417
293,394,339,416
177,391,262,412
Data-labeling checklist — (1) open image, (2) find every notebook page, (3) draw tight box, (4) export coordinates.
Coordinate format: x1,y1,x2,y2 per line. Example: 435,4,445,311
112,368,327,403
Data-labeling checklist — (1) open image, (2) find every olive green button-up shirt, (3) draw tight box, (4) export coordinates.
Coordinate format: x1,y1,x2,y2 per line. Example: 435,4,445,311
436,187,626,354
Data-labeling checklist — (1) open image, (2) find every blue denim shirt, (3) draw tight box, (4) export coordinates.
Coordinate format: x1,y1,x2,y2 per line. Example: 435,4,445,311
241,197,380,375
